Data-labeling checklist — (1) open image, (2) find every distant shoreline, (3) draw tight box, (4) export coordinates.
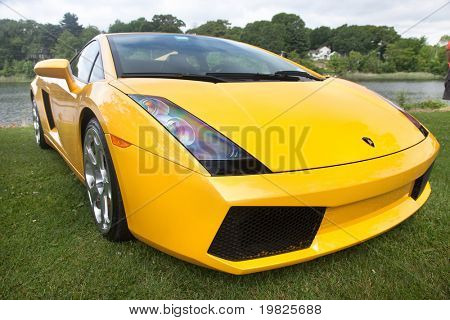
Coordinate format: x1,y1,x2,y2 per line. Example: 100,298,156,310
341,72,444,81
0,76,33,83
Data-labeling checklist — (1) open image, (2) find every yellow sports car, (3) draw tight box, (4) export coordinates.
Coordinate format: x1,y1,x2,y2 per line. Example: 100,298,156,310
31,33,439,274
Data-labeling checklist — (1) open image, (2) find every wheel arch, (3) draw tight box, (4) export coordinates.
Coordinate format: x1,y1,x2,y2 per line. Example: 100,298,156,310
79,107,98,147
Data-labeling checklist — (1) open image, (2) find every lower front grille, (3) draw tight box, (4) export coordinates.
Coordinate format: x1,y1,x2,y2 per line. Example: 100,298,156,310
208,206,326,261
411,163,434,200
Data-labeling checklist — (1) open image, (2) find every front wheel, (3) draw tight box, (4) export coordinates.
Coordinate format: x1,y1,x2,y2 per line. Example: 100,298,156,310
83,118,132,241
32,97,50,149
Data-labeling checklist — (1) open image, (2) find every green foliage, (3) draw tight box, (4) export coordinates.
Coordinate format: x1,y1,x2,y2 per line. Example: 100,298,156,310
287,51,327,74
1,59,13,76
322,35,446,76
328,54,349,75
108,15,185,33
151,14,185,33
404,100,447,110
439,35,449,43
310,26,332,49
52,30,79,59
395,91,408,107
239,13,310,55
271,13,309,54
384,38,425,72
0,59,34,77
330,25,400,55
241,20,286,53
187,20,242,41
60,13,83,36
80,26,100,44
0,12,448,78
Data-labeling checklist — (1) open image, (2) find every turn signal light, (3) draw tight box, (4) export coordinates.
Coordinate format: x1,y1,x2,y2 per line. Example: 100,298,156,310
110,135,131,148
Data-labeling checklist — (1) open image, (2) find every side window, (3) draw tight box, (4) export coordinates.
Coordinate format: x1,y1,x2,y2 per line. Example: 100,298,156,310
70,41,99,82
89,52,105,82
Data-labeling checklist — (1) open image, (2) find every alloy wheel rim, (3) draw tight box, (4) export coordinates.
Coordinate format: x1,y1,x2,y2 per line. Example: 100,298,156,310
83,128,113,233
32,100,40,144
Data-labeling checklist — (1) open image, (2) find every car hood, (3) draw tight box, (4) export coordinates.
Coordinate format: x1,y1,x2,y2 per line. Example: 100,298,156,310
110,77,425,172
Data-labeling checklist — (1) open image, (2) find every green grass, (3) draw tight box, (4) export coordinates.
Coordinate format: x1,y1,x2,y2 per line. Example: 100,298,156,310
404,100,449,110
342,72,443,81
0,112,449,299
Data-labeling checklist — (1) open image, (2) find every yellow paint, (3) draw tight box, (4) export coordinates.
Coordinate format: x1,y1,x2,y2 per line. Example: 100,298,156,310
31,33,440,274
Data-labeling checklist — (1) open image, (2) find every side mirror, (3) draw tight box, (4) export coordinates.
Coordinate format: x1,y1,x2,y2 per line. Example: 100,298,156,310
34,59,80,93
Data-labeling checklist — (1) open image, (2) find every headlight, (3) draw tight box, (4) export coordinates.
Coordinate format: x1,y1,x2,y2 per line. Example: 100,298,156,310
380,96,428,137
129,95,271,176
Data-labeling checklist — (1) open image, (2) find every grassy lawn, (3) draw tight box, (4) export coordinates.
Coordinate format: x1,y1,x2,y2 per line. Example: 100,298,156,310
0,112,449,300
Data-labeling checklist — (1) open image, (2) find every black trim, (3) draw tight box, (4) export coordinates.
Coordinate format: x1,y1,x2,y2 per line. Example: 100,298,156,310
411,163,434,200
106,35,122,78
87,53,99,82
418,125,429,138
208,206,326,261
41,90,55,129
200,159,271,176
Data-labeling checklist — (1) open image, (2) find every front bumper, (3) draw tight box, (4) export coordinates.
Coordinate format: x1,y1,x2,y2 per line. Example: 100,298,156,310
107,134,439,275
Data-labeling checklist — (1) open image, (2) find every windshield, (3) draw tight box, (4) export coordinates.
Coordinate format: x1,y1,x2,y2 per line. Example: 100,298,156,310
107,34,306,77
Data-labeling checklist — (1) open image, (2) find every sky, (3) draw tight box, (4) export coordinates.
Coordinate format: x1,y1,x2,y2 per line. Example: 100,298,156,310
1,0,449,44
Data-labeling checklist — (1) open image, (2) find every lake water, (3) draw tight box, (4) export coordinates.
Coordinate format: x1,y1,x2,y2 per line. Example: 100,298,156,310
0,80,448,126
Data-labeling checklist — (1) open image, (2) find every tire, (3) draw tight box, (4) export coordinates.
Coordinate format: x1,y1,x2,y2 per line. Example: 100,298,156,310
83,117,133,241
32,97,50,149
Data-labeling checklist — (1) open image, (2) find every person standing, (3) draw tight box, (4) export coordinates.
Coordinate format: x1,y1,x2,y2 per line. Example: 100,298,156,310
444,40,450,100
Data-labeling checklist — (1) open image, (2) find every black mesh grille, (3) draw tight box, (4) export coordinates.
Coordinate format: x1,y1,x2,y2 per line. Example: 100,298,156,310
208,206,326,261
411,163,434,200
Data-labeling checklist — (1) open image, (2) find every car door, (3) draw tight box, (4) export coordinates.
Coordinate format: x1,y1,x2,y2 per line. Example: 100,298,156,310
49,41,101,172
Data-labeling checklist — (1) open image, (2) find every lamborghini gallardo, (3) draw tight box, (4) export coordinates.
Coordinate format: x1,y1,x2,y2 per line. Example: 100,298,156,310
31,33,439,274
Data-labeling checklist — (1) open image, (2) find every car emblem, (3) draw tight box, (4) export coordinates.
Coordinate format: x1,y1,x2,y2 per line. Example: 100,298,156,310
362,137,375,147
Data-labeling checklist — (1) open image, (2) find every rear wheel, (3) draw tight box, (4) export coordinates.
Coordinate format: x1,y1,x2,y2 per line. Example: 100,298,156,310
83,118,132,241
32,97,50,149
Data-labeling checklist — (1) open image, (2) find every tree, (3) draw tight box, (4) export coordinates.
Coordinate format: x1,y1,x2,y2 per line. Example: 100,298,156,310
109,17,153,33
385,37,425,72
151,14,185,33
310,26,332,49
1,59,13,76
52,30,79,59
128,17,154,32
360,51,381,73
418,44,447,75
108,15,185,33
80,25,100,44
438,34,449,45
108,19,131,33
241,20,285,53
60,13,82,36
37,23,63,58
271,13,309,54
327,54,349,75
187,20,242,40
347,51,363,72
331,25,399,55
227,27,243,41
188,20,230,37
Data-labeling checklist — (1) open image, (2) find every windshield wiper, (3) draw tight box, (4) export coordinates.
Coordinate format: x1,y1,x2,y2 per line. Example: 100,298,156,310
274,70,323,81
206,72,300,82
206,72,320,82
121,72,227,83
